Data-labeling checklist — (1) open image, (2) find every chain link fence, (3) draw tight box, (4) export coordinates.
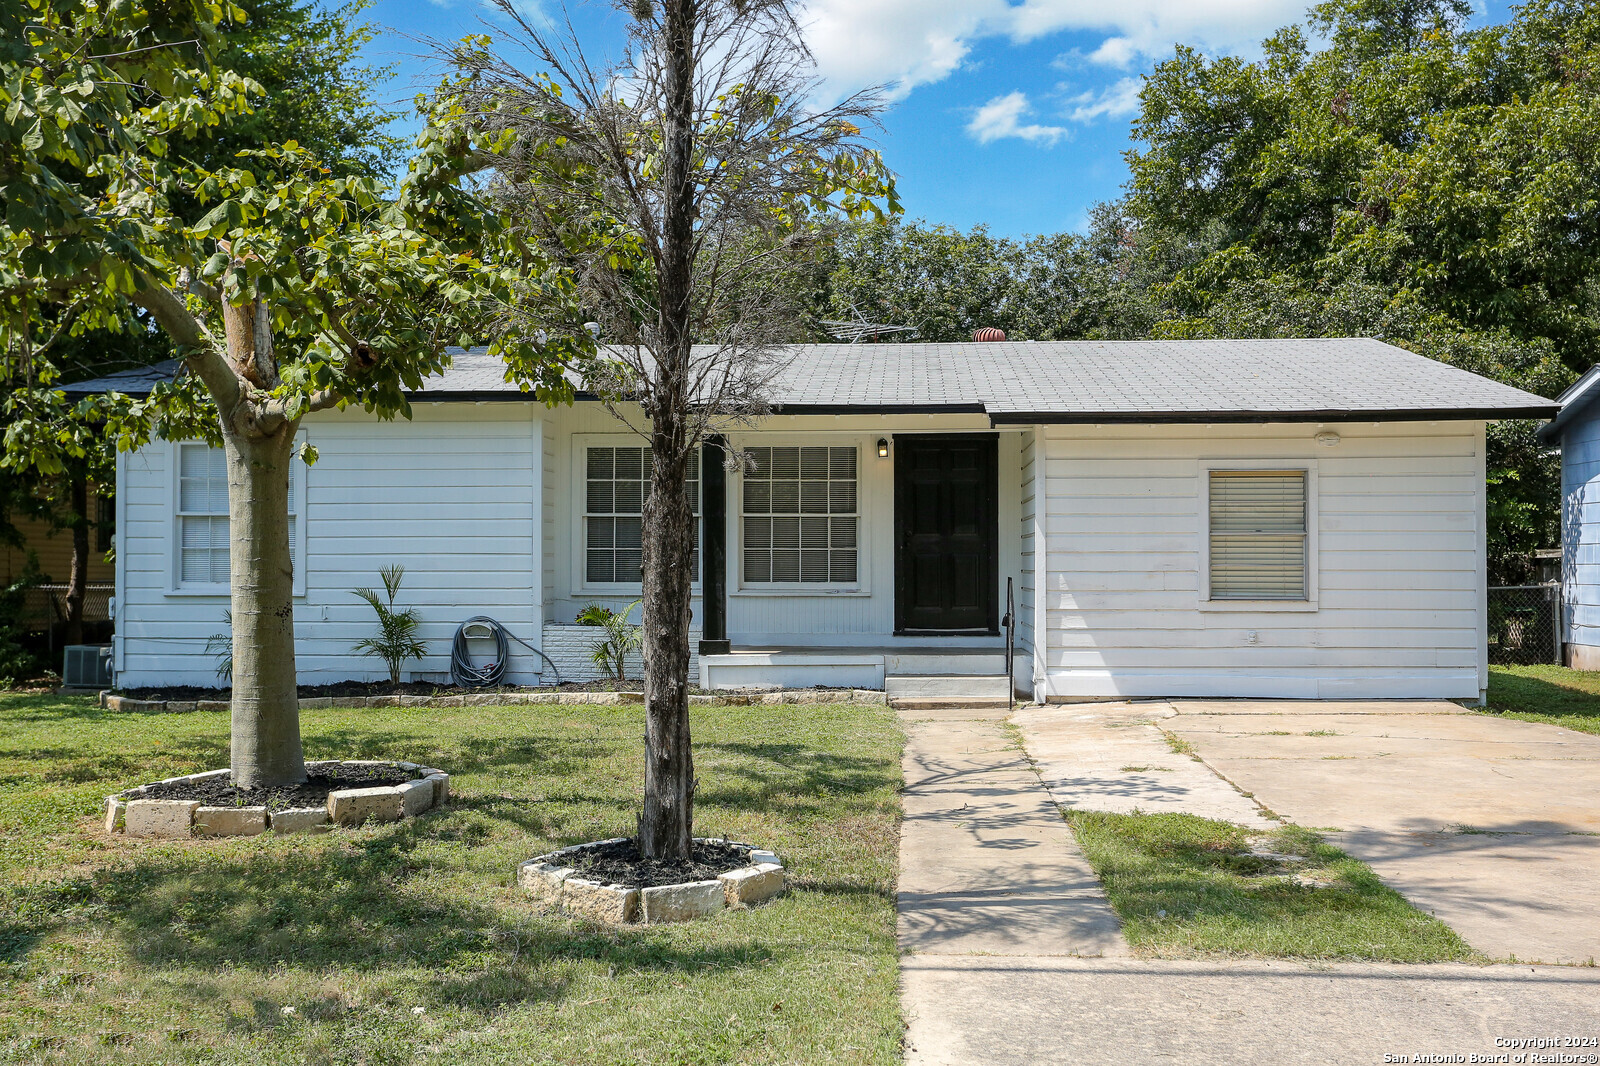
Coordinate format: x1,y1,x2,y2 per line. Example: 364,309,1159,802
1487,583,1562,666
14,584,115,631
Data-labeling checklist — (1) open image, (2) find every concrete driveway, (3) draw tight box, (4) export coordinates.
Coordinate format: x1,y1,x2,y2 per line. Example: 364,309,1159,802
1162,700,1600,965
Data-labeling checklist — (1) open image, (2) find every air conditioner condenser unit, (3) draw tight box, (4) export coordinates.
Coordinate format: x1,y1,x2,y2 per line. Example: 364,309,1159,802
62,644,113,690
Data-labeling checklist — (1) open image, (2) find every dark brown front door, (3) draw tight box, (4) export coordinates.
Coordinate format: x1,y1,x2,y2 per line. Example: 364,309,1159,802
894,434,999,634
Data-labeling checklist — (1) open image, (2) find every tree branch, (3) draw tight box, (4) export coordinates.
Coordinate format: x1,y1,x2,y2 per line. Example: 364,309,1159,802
128,275,240,415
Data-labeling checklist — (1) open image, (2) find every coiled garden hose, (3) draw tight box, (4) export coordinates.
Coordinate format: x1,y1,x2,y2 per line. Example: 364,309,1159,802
449,615,562,688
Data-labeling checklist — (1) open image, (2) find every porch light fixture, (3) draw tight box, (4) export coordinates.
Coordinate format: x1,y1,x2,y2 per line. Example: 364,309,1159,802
877,438,889,458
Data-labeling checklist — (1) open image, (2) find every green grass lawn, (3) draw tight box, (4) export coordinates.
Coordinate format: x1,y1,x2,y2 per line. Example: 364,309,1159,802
1064,811,1480,963
1484,664,1600,736
0,692,905,1065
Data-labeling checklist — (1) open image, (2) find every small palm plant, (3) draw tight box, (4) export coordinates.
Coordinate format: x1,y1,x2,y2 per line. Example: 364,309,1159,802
352,565,427,685
589,599,643,684
205,609,233,681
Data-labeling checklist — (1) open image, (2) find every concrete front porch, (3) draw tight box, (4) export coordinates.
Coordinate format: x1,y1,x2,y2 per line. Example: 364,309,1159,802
698,645,1013,699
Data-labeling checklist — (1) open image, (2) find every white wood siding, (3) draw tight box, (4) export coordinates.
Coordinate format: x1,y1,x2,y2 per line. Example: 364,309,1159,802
1035,421,1487,701
111,401,1487,700
114,405,545,687
1016,427,1038,695
539,405,1025,649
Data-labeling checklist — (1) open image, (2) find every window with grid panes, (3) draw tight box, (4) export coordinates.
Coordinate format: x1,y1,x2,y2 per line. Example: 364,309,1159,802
176,443,298,587
741,446,857,583
584,446,699,583
1208,470,1307,600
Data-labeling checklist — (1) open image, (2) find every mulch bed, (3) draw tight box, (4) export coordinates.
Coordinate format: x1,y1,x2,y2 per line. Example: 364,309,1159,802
115,679,635,701
564,838,753,889
135,761,413,812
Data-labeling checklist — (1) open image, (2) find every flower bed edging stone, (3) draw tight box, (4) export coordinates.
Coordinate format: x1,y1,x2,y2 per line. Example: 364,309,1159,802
100,688,889,714
104,761,450,839
516,837,787,925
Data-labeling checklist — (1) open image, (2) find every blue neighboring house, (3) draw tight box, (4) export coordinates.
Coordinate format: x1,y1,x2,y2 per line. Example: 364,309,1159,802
1538,368,1600,668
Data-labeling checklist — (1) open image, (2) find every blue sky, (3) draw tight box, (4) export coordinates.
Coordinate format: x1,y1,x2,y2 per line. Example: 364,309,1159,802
359,0,1516,238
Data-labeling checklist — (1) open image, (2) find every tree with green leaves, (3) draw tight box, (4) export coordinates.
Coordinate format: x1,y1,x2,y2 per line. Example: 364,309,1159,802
1124,0,1599,579
446,0,898,858
817,214,1178,342
1,0,404,648
2,0,586,785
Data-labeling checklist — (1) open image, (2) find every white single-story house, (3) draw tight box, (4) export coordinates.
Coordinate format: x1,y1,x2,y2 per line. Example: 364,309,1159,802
74,338,1554,701
1538,367,1600,669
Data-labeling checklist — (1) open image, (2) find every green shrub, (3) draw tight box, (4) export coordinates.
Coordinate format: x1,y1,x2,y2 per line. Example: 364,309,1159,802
588,600,641,683
352,565,427,685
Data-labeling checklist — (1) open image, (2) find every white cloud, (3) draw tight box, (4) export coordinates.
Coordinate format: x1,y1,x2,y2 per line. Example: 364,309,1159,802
1086,37,1139,68
800,0,1306,100
801,0,996,101
1064,76,1143,123
966,91,1068,145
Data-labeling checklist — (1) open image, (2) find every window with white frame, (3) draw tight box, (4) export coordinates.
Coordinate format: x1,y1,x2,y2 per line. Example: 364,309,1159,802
175,443,298,588
1208,470,1307,600
584,446,699,584
742,445,857,584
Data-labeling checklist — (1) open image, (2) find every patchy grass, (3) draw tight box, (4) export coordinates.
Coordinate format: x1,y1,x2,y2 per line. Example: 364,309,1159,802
0,691,905,1065
1484,665,1600,736
1159,732,1199,760
1065,811,1480,963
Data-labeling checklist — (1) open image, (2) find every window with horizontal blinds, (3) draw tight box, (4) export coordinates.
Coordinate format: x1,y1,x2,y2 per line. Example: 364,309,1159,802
176,443,297,587
1208,470,1307,600
742,446,857,584
584,446,699,583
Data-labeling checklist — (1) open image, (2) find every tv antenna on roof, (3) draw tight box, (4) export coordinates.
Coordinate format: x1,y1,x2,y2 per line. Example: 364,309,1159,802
819,305,919,343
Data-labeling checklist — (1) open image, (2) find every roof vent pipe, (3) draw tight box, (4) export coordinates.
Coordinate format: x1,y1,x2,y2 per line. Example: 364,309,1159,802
973,327,1006,342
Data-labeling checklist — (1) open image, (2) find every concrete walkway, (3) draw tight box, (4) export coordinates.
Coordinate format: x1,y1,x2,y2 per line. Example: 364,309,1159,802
897,703,1126,957
902,956,1600,1066
897,701,1600,1065
1012,701,1271,823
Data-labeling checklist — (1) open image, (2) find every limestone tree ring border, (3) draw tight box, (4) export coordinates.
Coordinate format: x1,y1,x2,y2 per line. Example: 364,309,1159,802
103,760,451,838
517,838,788,924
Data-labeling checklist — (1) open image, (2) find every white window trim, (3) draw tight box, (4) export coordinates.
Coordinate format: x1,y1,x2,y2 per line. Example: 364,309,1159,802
166,436,308,598
731,438,868,594
1197,459,1318,612
571,434,702,596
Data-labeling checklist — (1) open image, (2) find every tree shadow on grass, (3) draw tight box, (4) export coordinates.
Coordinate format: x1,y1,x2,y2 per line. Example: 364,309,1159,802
1486,670,1600,724
8,828,780,1012
692,741,897,816
0,695,117,725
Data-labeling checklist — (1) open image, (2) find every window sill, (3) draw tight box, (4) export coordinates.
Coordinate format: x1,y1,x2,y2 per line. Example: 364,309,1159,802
1197,598,1318,613
731,586,871,598
165,588,307,599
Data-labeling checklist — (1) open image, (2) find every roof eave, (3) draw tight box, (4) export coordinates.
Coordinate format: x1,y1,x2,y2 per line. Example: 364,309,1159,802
1536,366,1600,443
988,405,1558,426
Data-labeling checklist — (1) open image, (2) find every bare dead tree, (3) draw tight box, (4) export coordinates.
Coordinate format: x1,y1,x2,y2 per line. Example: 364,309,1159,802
446,0,898,858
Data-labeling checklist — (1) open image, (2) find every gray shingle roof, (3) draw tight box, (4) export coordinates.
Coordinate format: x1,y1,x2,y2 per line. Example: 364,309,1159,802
60,360,185,397
62,339,1555,423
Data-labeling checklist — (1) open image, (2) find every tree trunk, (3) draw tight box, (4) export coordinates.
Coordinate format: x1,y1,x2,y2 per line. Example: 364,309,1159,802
636,0,701,860
639,423,697,858
224,425,305,788
63,475,88,647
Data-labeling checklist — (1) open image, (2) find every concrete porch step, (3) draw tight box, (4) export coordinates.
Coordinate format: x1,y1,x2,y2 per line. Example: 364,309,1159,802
891,696,1015,711
885,651,1007,676
886,674,1013,699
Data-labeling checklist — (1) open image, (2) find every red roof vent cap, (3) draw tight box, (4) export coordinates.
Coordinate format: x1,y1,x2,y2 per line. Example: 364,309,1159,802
972,327,1006,342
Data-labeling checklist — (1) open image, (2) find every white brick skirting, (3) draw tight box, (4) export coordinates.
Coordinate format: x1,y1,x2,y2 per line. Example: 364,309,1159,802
540,623,701,686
